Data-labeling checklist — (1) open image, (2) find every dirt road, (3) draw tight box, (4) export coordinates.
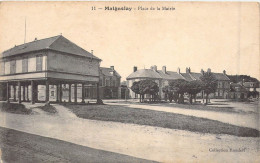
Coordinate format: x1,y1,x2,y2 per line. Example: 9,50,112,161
0,104,259,162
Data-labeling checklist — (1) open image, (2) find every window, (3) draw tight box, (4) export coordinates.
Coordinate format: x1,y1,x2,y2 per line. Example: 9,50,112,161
4,61,10,74
219,91,223,96
218,82,222,88
51,91,54,96
36,56,43,71
100,79,103,86
10,60,16,74
22,58,28,73
113,80,116,87
215,91,218,96
105,79,110,86
1,62,4,75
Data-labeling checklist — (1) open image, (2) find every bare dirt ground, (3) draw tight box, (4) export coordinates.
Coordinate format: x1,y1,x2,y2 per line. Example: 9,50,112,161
0,102,259,162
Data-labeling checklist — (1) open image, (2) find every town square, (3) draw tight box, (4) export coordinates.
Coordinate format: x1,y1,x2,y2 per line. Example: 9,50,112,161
0,2,259,163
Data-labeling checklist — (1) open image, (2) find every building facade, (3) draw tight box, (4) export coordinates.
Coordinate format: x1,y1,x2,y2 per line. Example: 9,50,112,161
84,66,121,99
181,68,230,99
229,83,248,99
126,65,230,99
0,35,101,104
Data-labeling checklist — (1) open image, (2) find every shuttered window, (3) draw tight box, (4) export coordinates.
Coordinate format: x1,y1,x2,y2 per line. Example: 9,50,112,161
10,60,16,74
36,56,42,71
1,62,4,75
22,58,28,72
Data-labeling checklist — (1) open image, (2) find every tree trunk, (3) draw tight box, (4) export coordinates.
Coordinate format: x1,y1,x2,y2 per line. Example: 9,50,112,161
189,94,192,104
202,91,205,104
205,94,209,105
139,94,141,102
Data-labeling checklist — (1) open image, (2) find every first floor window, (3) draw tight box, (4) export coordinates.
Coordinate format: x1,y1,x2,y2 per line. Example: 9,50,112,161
22,58,28,72
10,60,16,74
105,79,110,86
36,56,43,71
1,62,5,75
4,61,10,74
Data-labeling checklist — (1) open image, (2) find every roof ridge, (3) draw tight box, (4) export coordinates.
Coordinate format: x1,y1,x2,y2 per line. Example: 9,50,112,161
189,73,197,80
178,73,186,80
49,35,100,60
3,35,61,54
46,35,62,48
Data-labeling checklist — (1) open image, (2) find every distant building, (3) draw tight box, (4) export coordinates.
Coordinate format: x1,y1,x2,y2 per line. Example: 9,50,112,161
242,81,259,92
84,66,121,99
120,81,130,99
229,83,248,99
240,81,259,98
127,66,185,99
181,68,230,99
0,35,101,103
126,65,230,99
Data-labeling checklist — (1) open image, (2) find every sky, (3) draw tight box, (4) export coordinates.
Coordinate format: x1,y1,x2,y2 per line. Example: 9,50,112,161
0,2,259,81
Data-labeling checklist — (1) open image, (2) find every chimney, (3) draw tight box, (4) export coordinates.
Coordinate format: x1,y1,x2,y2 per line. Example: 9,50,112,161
177,67,180,74
91,50,93,54
207,68,211,73
151,65,157,71
242,79,245,86
162,66,167,74
34,38,37,41
186,67,190,73
133,66,137,72
201,69,204,75
110,66,114,70
223,70,226,75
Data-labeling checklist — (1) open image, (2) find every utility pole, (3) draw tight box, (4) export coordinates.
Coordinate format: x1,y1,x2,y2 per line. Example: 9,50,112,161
24,17,27,43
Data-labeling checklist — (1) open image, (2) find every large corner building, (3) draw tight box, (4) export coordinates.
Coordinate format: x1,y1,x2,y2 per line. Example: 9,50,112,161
0,35,101,104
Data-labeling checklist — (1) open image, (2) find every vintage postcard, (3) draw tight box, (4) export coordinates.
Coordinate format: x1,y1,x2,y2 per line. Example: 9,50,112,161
0,1,259,162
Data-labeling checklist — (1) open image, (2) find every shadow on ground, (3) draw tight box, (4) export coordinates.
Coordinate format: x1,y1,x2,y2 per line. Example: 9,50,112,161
35,105,57,114
0,102,32,115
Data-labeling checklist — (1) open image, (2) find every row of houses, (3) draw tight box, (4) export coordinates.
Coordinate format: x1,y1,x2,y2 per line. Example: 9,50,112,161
126,66,230,99
0,35,258,103
126,65,259,100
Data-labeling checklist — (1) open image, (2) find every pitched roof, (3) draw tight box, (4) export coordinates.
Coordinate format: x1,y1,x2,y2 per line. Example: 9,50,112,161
127,69,162,80
1,35,100,60
100,67,121,77
241,82,259,88
157,70,184,80
127,67,231,82
179,72,230,81
230,83,248,92
190,72,202,80
212,73,230,81
181,73,194,81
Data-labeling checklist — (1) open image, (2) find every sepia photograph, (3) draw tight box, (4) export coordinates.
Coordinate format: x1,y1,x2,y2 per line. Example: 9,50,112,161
0,1,259,162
